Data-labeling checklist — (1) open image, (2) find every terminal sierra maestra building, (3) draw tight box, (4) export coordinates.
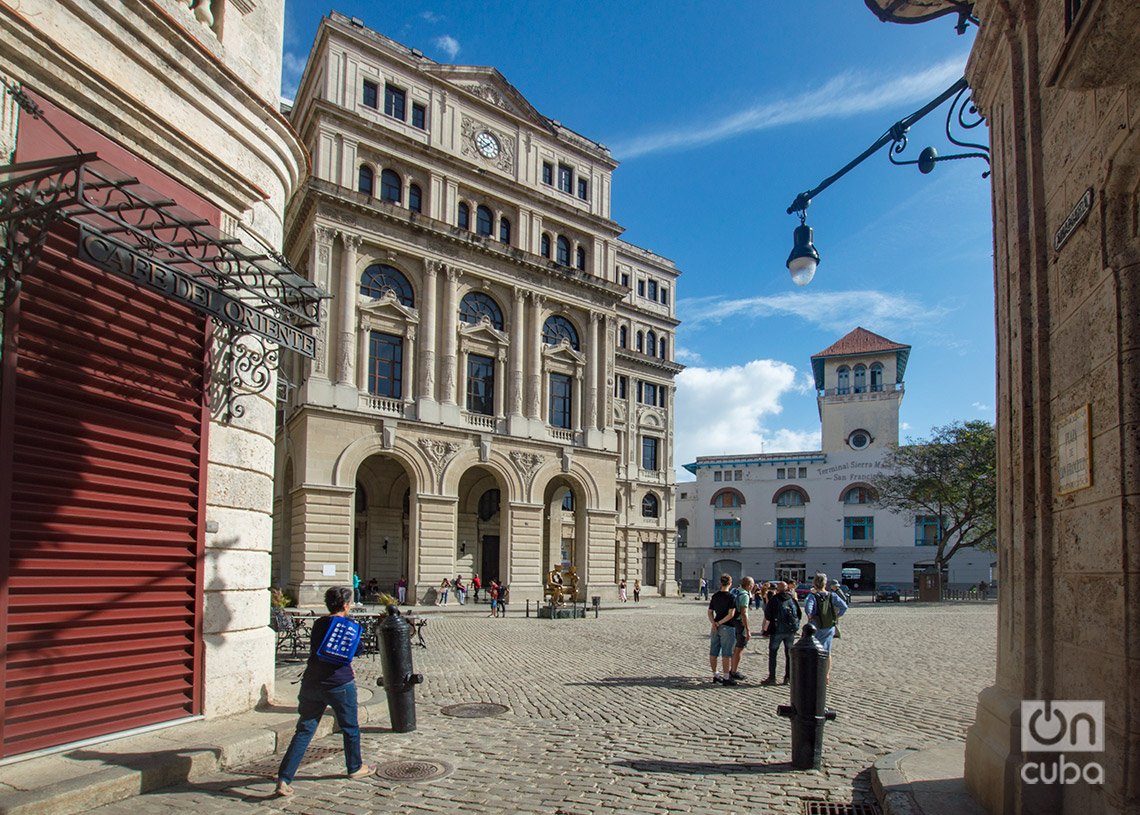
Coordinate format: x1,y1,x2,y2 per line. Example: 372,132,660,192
676,328,993,591
274,13,682,606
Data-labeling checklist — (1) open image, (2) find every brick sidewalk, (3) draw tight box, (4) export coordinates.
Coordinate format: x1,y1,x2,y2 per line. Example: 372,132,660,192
86,599,996,815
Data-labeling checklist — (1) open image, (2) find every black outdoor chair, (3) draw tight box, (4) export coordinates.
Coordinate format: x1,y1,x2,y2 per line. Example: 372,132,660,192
270,608,307,658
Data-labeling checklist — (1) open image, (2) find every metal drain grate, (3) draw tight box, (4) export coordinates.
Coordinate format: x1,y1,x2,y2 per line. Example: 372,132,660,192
802,802,881,815
374,758,453,783
440,702,510,718
234,745,344,777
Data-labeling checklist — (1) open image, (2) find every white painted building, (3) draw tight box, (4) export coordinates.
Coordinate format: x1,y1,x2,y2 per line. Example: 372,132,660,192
675,328,993,592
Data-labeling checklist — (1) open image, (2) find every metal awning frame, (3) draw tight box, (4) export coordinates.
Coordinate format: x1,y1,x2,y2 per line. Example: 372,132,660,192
0,152,326,424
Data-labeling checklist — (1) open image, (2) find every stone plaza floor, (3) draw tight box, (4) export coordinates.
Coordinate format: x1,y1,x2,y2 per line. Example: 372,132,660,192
87,598,997,815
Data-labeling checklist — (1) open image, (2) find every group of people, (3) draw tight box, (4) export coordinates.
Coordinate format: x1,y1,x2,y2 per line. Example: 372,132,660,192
617,578,642,602
706,572,848,686
434,574,509,615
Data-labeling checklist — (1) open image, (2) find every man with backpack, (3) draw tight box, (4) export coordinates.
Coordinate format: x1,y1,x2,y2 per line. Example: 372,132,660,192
761,581,802,685
727,576,754,681
804,572,849,680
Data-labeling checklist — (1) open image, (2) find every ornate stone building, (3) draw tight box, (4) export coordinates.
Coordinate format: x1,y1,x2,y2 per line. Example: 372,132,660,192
0,0,307,758
276,13,681,605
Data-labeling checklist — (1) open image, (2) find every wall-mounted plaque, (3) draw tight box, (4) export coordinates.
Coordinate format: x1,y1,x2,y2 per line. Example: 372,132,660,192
1057,404,1091,494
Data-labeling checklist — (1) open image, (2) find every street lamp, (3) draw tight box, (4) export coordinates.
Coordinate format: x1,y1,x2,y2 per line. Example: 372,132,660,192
784,75,989,285
862,0,978,34
786,213,820,287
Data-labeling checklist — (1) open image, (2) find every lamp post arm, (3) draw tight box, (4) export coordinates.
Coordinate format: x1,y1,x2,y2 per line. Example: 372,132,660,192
786,76,970,215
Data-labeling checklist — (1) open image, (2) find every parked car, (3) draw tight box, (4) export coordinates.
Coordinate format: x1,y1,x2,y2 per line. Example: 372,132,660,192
874,584,901,603
794,582,813,600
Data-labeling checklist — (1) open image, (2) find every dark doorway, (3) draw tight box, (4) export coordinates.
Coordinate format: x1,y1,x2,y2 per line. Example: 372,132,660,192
841,559,876,591
481,535,500,583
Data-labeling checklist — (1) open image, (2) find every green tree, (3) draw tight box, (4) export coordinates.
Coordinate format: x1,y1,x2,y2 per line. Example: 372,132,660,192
872,420,997,572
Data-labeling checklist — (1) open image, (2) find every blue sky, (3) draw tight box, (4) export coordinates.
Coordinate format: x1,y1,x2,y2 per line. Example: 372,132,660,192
283,2,996,479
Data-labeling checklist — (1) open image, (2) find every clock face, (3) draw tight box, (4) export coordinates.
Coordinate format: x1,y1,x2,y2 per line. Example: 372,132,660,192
475,131,500,159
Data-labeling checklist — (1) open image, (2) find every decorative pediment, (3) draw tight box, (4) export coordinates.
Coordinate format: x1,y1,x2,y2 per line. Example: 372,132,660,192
358,291,420,325
638,408,665,429
542,340,585,366
426,65,548,129
458,316,509,345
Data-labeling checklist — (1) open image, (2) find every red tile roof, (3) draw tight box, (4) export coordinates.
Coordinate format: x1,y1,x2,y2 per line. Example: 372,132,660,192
811,327,910,359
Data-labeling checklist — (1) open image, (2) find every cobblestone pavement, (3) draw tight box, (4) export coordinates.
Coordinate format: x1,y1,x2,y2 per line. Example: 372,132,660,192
89,599,996,815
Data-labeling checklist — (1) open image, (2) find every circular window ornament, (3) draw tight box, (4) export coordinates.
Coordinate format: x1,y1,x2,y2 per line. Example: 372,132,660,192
849,430,871,450
475,131,500,159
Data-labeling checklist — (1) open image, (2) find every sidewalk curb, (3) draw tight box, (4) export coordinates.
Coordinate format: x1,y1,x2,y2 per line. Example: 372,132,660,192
872,748,923,815
0,686,387,815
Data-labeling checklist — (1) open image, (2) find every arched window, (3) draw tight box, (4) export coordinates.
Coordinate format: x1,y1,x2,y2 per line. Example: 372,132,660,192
619,326,627,348
556,236,571,266
774,486,808,507
561,491,574,511
478,488,501,521
459,291,504,330
711,489,745,508
499,217,511,245
636,331,644,352
837,366,850,394
646,331,657,356
659,336,667,359
542,315,579,349
408,183,422,213
676,518,689,547
842,484,876,504
575,247,586,271
540,233,551,258
642,493,660,518
476,205,494,236
360,263,414,306
458,202,470,230
853,364,867,393
358,165,374,196
870,362,884,392
380,169,401,203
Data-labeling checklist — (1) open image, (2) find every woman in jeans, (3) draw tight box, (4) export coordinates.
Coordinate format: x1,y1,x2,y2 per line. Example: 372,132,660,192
276,586,371,796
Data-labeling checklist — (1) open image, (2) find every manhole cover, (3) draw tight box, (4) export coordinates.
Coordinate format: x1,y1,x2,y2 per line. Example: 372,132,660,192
440,702,510,718
802,802,880,815
234,745,343,777
374,758,453,783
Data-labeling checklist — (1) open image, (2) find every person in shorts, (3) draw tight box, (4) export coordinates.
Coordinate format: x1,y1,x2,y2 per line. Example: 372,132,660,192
728,576,754,681
706,573,738,685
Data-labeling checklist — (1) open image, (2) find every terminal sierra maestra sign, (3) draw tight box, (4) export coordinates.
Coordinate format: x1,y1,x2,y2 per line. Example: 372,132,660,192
77,224,317,358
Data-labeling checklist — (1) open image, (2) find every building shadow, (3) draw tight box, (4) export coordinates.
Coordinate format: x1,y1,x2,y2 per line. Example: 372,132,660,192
612,758,795,775
565,676,712,690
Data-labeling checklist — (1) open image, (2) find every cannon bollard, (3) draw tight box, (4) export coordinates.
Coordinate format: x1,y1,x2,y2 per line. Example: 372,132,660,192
376,605,423,732
776,623,837,769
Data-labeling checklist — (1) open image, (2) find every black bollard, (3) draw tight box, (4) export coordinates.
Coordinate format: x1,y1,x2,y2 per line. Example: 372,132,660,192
376,605,423,732
776,623,837,769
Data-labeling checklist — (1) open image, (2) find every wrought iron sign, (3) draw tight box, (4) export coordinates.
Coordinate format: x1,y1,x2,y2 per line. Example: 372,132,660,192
1,139,327,423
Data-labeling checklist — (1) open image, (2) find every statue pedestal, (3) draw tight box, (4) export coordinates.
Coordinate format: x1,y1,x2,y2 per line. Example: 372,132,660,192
537,604,585,619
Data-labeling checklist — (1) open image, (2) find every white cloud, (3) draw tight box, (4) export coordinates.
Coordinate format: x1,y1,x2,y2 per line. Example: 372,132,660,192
901,421,912,431
674,360,820,480
610,55,967,160
434,35,460,61
972,401,992,412
421,11,443,23
679,289,949,337
281,51,308,98
674,346,703,364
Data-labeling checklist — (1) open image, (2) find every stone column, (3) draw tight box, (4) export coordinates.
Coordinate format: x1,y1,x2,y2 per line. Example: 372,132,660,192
586,313,600,430
311,226,336,381
527,292,545,419
440,266,460,405
509,287,525,417
419,260,440,403
572,366,583,433
494,348,507,419
336,232,362,387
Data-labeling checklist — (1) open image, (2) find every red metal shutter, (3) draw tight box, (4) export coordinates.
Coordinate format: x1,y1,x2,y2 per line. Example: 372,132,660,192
0,223,207,758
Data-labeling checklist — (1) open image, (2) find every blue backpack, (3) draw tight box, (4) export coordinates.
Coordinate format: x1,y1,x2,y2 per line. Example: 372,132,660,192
316,616,362,665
